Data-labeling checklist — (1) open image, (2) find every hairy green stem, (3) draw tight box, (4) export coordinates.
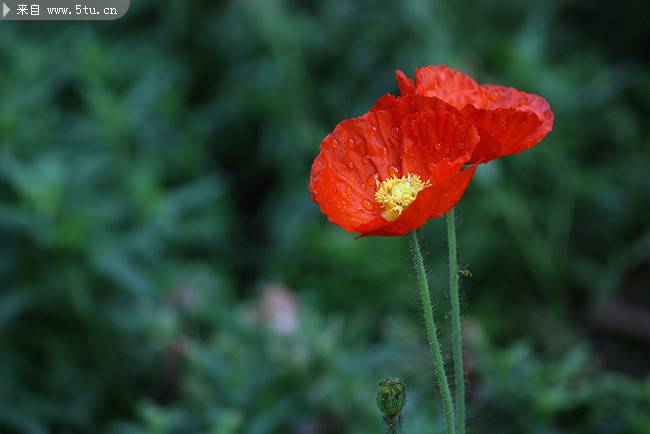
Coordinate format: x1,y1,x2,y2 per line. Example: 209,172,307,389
447,209,465,434
407,230,455,434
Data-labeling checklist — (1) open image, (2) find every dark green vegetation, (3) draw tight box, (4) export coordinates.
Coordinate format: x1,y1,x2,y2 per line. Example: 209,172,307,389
0,0,649,433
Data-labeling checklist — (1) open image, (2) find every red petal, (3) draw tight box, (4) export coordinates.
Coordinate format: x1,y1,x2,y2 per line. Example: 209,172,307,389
309,110,403,234
472,85,554,159
413,65,487,110
396,70,415,95
480,84,553,119
461,107,545,163
371,94,400,112
371,93,461,123
369,94,478,179
399,110,478,179
403,66,554,162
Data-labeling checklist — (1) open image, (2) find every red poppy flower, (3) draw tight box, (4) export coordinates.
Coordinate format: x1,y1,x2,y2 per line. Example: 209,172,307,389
310,65,554,237
309,94,479,237
396,66,553,163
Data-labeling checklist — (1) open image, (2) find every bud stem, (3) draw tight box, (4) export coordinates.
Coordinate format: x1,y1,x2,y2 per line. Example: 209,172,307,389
407,230,455,434
383,415,402,434
447,209,466,434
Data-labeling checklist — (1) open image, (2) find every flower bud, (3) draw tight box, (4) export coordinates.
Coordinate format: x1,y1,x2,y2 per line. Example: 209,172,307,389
376,378,406,420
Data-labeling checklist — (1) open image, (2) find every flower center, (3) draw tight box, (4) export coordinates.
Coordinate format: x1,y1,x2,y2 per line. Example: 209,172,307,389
374,174,430,221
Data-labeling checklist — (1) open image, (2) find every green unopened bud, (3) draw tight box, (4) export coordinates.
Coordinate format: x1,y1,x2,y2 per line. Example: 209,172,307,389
376,378,406,420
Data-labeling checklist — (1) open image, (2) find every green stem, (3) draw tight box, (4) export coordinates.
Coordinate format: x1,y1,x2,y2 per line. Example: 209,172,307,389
407,230,455,434
446,209,465,434
383,415,402,434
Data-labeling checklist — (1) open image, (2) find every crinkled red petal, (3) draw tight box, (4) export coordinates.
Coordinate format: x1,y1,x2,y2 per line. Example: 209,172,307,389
414,65,486,110
309,111,397,234
470,85,554,159
371,93,461,123
398,65,554,163
461,107,544,163
399,110,478,177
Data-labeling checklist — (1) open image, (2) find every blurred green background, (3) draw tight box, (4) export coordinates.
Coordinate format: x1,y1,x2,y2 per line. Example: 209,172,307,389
0,0,649,433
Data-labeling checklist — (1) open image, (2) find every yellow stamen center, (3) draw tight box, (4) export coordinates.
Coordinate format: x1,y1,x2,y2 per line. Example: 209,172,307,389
374,174,430,221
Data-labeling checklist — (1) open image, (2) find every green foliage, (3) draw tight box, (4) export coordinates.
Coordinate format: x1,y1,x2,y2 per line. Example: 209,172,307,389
0,0,648,433
469,330,650,434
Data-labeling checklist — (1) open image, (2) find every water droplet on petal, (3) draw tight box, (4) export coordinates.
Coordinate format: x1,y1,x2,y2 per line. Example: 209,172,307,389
346,138,355,149
362,155,371,164
382,147,388,156
366,173,379,186
371,125,378,132
388,166,401,178
362,200,374,211
332,138,339,149
427,162,436,171
390,126,400,139
489,92,498,101
348,161,355,169
519,97,528,105
434,142,442,150
458,142,464,150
